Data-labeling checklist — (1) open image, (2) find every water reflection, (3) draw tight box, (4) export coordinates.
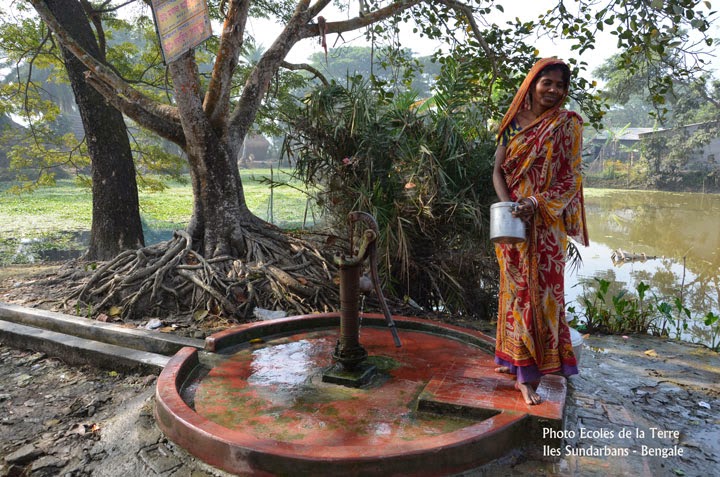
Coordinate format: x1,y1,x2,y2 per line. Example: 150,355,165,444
249,339,319,387
566,189,720,347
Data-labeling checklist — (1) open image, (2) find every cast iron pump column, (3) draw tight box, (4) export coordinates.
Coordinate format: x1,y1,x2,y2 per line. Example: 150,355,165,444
331,212,401,373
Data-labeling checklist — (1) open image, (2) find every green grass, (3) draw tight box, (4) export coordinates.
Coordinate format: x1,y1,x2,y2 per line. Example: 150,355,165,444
0,181,93,236
0,169,317,264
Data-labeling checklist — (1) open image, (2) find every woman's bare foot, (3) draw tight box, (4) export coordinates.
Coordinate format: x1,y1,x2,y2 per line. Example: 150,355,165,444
515,381,542,405
494,366,511,373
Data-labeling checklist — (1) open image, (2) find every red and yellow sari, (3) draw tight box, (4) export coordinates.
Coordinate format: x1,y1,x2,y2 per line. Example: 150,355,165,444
494,59,588,382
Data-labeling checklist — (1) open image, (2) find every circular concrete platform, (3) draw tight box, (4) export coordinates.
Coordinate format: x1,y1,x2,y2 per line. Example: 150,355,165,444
155,313,566,476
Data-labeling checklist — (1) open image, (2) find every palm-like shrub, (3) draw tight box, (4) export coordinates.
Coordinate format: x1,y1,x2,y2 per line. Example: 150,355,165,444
282,61,499,319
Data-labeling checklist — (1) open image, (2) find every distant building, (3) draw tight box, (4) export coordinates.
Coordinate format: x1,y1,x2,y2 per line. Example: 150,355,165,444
638,121,720,171
239,134,272,167
588,127,656,162
585,127,656,174
587,122,720,174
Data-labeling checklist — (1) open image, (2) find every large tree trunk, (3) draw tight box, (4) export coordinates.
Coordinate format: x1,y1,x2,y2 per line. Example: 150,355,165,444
170,52,278,258
46,0,144,260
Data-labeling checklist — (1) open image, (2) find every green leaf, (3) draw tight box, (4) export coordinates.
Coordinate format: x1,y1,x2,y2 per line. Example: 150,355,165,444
704,312,719,326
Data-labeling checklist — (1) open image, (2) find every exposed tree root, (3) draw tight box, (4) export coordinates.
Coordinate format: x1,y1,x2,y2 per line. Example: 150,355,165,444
71,229,342,322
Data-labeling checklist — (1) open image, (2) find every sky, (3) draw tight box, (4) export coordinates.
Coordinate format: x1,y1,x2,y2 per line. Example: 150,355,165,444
244,1,719,80
244,2,620,75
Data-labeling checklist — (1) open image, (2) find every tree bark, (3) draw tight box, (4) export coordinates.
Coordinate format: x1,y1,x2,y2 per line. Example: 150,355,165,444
45,0,144,260
170,52,267,258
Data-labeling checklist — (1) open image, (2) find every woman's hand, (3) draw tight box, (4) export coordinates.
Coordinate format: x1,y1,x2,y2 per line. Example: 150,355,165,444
512,197,537,221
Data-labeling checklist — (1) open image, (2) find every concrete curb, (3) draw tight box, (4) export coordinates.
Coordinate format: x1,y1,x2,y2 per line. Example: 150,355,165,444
0,302,204,354
0,320,169,374
0,302,206,374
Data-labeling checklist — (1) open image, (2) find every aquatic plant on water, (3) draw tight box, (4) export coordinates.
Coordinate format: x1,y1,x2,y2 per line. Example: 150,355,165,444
569,277,720,351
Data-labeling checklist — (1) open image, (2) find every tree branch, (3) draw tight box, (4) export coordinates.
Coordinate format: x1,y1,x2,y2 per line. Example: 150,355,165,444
435,0,502,81
297,0,421,40
225,0,315,156
203,0,251,132
84,75,186,146
281,60,329,86
92,0,136,14
305,0,332,19
28,0,182,141
225,0,426,157
79,0,106,61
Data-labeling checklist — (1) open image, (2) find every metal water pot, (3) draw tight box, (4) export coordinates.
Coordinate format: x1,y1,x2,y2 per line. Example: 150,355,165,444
489,202,526,244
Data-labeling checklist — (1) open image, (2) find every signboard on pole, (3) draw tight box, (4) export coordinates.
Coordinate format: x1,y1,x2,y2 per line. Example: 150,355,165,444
150,0,212,64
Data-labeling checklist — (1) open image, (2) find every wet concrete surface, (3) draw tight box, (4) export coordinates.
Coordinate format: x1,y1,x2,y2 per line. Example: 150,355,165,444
154,320,565,476
1,331,719,476
464,334,720,477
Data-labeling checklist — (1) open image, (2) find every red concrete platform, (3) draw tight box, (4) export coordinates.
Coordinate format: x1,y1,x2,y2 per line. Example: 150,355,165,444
419,368,567,421
155,314,567,476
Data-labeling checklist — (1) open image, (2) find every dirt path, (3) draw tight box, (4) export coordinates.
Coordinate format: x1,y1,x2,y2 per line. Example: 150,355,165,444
0,346,160,476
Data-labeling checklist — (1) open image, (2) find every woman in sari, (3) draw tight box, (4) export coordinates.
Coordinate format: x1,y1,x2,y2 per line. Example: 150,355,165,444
492,58,589,405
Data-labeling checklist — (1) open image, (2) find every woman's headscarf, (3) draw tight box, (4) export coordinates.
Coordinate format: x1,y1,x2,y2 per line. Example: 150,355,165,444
497,58,570,142
497,57,588,247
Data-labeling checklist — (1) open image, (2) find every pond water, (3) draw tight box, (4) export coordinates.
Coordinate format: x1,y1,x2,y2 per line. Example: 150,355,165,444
565,189,720,347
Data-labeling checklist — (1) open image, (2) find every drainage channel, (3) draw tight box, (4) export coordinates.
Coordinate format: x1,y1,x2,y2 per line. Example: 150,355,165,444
0,302,205,374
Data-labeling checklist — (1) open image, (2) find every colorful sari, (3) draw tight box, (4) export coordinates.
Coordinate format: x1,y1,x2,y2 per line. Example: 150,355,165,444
494,59,589,383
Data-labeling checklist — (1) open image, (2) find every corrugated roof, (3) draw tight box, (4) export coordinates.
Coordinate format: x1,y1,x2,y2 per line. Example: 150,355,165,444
593,127,660,141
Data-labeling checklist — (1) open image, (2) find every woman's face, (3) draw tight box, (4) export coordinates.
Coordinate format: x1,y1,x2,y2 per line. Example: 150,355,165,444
531,69,567,114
